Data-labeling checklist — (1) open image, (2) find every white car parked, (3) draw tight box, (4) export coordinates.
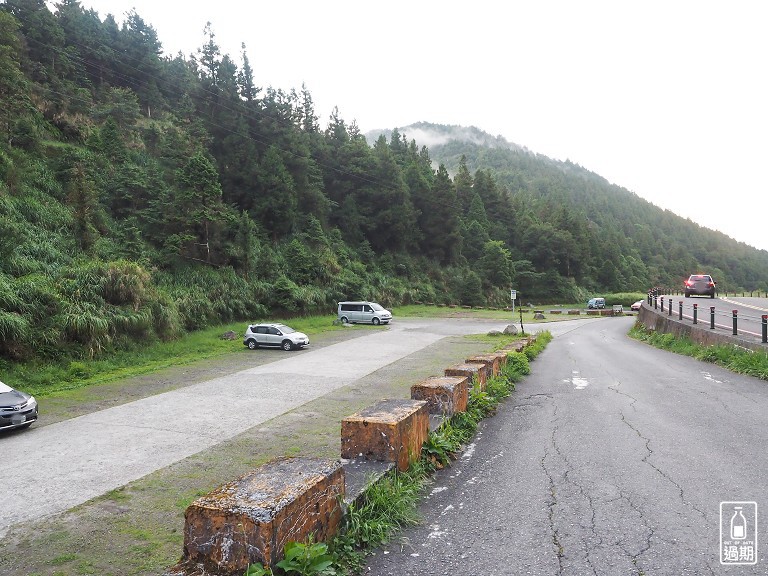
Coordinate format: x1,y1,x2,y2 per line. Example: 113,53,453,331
243,323,309,351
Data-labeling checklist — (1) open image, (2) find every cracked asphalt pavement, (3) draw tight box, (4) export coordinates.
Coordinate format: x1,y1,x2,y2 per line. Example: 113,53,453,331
364,316,768,575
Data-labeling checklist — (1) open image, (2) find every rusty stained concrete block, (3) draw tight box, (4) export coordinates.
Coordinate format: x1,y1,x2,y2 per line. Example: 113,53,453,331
341,398,429,472
465,354,501,378
486,350,509,369
410,375,469,416
502,341,526,353
444,362,487,390
171,457,344,576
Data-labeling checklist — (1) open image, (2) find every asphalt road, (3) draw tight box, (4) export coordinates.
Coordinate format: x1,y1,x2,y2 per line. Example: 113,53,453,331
364,316,768,575
0,316,586,539
655,295,768,341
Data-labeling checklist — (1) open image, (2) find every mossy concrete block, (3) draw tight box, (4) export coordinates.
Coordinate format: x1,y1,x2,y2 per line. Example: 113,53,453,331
341,398,429,472
465,354,501,378
444,362,487,390
410,375,469,416
487,350,509,369
171,457,344,575
502,341,526,353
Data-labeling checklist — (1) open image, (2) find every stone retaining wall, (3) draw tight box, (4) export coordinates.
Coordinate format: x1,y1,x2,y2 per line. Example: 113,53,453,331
638,305,765,352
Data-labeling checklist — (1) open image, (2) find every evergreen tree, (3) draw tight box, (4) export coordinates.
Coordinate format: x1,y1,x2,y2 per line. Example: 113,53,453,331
412,163,461,263
254,145,297,240
454,155,473,213
237,43,258,102
0,11,35,146
66,163,99,251
479,240,513,289
172,151,227,262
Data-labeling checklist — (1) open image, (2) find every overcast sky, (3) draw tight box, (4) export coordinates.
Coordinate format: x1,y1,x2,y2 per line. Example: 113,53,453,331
75,1,768,251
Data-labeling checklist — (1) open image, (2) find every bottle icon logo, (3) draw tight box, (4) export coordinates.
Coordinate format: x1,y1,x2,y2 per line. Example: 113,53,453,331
731,507,747,540
720,501,757,565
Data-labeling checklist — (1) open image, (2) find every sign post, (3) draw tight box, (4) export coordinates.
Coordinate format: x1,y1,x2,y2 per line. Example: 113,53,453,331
510,289,517,315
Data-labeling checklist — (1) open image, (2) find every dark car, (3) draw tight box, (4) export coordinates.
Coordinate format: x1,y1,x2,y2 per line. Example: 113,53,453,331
684,274,717,298
0,380,38,431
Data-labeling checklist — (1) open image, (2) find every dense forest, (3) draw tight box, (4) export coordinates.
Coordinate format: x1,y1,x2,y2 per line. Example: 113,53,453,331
1,1,767,363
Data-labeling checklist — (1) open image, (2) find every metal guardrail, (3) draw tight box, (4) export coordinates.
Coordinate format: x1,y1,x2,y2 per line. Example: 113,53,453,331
646,290,768,344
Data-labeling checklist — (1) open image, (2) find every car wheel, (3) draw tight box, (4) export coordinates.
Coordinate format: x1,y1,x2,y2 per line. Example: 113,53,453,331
340,316,349,324
282,340,293,351
372,317,380,325
246,339,258,350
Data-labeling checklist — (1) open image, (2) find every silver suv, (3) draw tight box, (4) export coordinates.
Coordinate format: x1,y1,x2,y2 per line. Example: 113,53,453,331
0,380,38,431
684,274,717,298
243,323,309,351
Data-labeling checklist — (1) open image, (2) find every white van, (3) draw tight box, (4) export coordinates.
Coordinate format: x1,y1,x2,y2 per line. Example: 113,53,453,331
337,301,392,325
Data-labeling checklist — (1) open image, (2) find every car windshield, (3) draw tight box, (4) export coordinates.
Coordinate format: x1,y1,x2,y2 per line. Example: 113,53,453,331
278,325,295,334
371,303,385,311
0,382,13,393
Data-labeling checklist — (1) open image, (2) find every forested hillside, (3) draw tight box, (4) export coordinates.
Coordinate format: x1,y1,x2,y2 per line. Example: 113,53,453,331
369,123,768,295
1,2,767,364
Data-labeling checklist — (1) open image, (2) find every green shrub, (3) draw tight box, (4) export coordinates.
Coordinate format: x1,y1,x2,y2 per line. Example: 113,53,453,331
275,539,336,575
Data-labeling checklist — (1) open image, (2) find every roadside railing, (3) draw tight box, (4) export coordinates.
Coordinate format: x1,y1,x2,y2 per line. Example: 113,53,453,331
645,290,768,344
651,288,768,298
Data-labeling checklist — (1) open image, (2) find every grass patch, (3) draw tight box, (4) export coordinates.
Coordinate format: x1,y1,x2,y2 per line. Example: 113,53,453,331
2,315,345,397
50,553,78,565
104,488,131,502
629,323,768,380
392,304,585,325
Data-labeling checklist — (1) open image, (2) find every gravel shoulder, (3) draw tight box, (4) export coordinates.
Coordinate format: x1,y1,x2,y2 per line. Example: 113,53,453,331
0,321,508,576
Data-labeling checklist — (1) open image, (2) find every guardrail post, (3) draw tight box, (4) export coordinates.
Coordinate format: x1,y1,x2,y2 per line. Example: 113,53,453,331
710,306,715,330
679,301,683,320
732,310,738,336
654,295,658,310
693,303,698,324
668,299,673,316
660,296,665,313
762,315,767,344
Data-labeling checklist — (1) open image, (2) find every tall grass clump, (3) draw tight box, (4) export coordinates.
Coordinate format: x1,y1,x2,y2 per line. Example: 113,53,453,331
629,322,768,381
